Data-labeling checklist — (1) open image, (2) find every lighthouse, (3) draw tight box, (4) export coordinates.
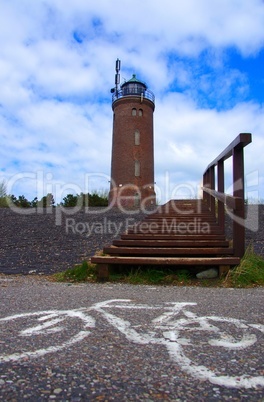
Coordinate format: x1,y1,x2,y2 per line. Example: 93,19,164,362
109,59,156,209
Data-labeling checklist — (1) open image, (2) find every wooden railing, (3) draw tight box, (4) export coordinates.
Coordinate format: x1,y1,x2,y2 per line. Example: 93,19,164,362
202,133,252,258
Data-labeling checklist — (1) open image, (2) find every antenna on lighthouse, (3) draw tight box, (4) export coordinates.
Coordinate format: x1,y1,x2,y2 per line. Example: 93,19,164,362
115,58,121,93
110,59,121,94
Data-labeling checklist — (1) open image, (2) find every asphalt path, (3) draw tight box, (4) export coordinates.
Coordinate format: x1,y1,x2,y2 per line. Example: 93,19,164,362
0,276,263,401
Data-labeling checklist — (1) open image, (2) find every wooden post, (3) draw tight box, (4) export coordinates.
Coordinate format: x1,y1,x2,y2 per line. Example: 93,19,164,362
209,166,215,216
233,146,245,257
219,265,230,277
203,172,209,206
217,160,225,233
96,264,109,282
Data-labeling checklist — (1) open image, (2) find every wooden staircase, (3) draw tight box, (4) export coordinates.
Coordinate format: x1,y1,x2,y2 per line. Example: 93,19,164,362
91,199,240,280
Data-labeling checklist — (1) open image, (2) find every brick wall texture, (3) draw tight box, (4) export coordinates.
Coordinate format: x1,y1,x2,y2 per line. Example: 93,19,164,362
109,96,156,208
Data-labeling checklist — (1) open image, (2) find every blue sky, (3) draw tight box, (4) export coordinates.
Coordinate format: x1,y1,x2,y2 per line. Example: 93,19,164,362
0,0,264,203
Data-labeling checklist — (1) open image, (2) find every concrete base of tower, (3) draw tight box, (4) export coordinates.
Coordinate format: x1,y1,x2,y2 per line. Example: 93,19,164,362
108,186,156,211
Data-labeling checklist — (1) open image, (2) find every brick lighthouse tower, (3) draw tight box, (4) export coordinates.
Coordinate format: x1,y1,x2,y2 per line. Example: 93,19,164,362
109,59,156,209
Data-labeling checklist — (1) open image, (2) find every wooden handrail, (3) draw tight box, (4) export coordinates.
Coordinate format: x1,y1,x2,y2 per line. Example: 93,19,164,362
201,187,244,211
204,133,252,172
203,133,252,258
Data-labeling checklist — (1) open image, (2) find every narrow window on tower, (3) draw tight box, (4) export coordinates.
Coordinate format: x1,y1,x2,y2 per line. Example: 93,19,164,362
135,160,140,176
132,108,137,116
139,109,143,116
134,193,140,207
135,130,140,145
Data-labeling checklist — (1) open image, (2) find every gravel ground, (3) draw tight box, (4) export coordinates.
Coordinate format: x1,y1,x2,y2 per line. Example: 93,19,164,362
0,277,263,401
0,207,145,275
0,205,263,275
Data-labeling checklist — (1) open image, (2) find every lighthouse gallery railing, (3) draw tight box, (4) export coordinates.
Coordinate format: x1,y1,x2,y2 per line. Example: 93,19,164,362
112,88,155,104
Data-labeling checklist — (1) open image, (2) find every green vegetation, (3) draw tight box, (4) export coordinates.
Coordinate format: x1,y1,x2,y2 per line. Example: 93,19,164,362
0,197,9,207
61,191,108,207
0,190,55,209
54,261,97,282
225,244,264,287
0,180,6,197
0,180,8,207
123,268,169,285
54,265,194,286
0,187,108,208
121,267,192,285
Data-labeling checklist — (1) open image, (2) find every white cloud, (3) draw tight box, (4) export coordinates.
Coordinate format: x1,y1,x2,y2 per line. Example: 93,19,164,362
154,95,264,202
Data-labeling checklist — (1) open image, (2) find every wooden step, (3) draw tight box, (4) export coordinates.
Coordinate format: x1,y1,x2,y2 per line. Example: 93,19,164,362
121,234,226,240
144,212,215,216
113,239,230,247
103,246,234,256
132,218,217,225
91,256,240,266
144,213,216,218
136,225,219,230
126,229,223,235
91,198,238,281
143,214,216,219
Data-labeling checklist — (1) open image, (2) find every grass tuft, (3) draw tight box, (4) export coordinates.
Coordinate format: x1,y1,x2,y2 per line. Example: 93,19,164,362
54,261,97,282
225,243,264,287
127,268,166,284
109,267,194,285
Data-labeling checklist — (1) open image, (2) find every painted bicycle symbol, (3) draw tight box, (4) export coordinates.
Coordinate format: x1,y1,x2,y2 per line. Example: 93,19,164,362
0,300,263,389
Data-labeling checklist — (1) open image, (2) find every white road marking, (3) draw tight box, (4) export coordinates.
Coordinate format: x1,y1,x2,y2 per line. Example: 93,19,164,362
249,323,264,333
20,317,65,336
0,300,263,389
166,340,264,389
209,333,257,349
0,331,90,363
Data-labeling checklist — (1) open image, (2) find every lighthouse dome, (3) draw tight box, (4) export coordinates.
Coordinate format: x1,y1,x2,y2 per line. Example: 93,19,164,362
121,74,147,96
112,73,154,105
